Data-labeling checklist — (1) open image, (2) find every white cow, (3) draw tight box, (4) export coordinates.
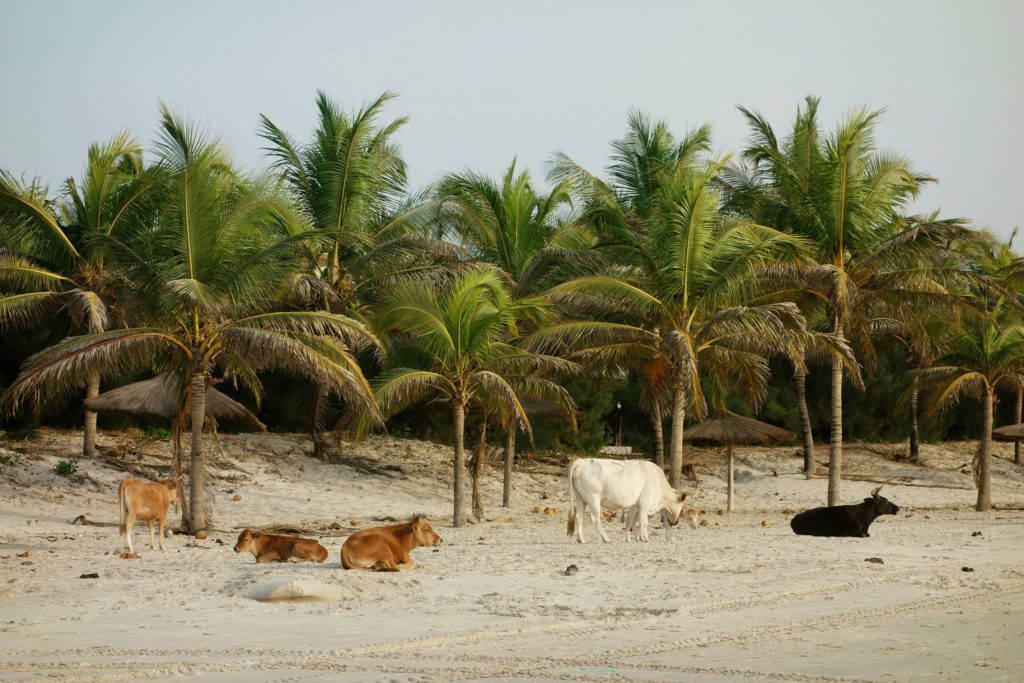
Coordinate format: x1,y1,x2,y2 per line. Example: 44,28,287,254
566,458,688,543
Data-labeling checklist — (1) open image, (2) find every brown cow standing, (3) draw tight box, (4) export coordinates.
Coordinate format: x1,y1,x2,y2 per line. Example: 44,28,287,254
341,516,442,571
233,529,329,564
118,478,179,552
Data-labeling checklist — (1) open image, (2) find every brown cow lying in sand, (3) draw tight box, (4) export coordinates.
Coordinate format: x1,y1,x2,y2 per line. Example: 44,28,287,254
341,516,442,571
233,530,329,564
118,478,179,552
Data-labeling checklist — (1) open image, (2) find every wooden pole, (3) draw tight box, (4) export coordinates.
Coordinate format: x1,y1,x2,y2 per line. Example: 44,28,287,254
727,443,734,512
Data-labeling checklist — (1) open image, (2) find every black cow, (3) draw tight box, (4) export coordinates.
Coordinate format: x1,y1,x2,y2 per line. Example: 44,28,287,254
790,486,900,537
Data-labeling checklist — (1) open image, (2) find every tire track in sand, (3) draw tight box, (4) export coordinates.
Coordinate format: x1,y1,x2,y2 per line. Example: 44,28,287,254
3,578,1021,681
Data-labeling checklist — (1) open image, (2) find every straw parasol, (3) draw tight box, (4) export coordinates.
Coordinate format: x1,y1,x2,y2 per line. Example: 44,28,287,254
684,410,795,511
992,423,1024,442
84,373,267,431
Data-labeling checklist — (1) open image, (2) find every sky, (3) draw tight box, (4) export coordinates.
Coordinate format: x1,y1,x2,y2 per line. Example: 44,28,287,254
1,0,1021,240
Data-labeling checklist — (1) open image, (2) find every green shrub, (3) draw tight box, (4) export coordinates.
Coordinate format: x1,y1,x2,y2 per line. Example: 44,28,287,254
141,425,173,441
0,454,14,466
55,459,79,476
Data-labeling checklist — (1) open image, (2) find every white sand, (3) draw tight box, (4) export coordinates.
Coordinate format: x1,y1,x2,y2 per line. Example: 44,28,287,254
1,429,1023,682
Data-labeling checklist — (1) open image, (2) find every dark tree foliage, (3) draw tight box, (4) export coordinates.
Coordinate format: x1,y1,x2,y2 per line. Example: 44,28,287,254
0,334,1002,446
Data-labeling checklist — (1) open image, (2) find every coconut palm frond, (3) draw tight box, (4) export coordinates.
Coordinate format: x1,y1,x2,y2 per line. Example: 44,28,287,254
699,346,772,411
373,368,451,418
486,346,581,377
523,320,653,356
547,275,663,319
0,170,80,267
0,253,75,292
0,328,186,414
918,367,987,415
220,326,381,426
0,291,62,330
468,370,530,436
64,288,109,334
233,309,381,354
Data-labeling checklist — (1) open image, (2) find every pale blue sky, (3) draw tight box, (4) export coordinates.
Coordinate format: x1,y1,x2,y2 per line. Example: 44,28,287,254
1,0,1020,238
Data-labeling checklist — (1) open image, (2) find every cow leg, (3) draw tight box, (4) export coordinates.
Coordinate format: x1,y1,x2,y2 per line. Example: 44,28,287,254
370,559,402,572
624,507,638,542
148,520,156,550
158,514,166,551
639,512,650,542
125,515,135,552
591,497,611,543
572,502,587,544
663,511,672,542
395,548,417,570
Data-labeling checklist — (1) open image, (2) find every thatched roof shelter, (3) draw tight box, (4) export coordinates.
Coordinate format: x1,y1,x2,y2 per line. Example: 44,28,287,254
84,374,266,431
684,410,795,446
684,411,795,511
992,423,1024,442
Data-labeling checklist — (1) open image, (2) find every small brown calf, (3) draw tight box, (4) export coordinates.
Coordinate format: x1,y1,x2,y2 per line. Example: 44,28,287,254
340,516,442,572
233,530,329,564
118,478,179,552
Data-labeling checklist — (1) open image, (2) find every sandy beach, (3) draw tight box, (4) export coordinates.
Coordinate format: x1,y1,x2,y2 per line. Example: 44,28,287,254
1,430,1022,682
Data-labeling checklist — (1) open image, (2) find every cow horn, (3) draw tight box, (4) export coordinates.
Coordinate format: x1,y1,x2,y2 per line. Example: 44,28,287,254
871,485,883,497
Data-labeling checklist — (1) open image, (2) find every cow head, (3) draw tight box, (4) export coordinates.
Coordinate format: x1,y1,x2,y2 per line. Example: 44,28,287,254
163,478,181,513
234,529,256,553
866,486,900,516
410,516,443,547
663,490,688,526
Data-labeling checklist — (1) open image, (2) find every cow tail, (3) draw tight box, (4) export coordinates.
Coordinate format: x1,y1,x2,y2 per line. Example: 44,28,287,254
566,459,579,537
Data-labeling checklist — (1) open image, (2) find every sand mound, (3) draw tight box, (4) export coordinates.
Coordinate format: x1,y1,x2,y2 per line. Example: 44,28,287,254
243,578,346,602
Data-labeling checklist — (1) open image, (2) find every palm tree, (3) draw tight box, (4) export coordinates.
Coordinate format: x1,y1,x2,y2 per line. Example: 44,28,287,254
969,229,1024,466
734,97,974,504
920,308,1024,511
370,266,575,526
436,160,588,505
0,132,155,456
260,91,450,458
1,107,382,531
540,116,821,486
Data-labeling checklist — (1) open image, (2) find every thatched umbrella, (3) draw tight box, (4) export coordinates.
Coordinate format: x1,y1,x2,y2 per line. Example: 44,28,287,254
84,373,266,431
684,410,795,511
992,423,1024,442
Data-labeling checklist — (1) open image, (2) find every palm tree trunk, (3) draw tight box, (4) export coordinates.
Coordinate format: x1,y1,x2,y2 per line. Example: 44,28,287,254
83,374,100,458
1016,387,1022,466
189,372,208,532
669,384,685,488
909,374,920,464
472,417,486,522
172,416,190,529
309,383,331,460
652,401,665,468
453,402,467,527
977,386,993,512
827,320,844,507
502,427,515,507
794,361,814,476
